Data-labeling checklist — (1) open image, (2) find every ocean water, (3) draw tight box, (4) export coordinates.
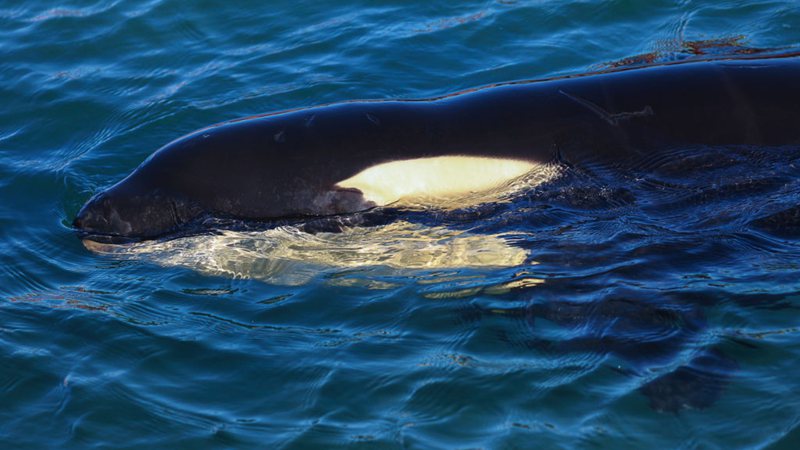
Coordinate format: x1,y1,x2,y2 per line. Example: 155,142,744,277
2,0,800,448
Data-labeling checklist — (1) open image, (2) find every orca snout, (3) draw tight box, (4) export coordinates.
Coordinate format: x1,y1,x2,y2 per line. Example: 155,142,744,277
75,185,199,241
74,193,112,233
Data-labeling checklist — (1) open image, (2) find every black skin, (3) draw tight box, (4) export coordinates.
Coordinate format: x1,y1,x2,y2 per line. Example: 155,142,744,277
74,53,800,241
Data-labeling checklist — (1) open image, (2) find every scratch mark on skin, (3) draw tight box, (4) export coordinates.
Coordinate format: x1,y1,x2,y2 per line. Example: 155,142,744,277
559,89,654,126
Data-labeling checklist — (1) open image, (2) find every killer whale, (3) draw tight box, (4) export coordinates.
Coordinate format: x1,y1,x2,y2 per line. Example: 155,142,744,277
74,53,800,241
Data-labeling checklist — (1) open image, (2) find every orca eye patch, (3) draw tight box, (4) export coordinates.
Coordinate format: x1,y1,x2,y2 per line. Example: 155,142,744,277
336,156,540,206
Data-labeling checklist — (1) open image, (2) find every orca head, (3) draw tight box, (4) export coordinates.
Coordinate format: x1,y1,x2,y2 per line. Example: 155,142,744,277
74,177,201,242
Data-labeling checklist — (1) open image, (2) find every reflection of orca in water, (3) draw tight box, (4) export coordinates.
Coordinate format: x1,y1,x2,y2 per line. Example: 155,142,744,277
74,53,800,241
639,349,739,413
475,296,741,413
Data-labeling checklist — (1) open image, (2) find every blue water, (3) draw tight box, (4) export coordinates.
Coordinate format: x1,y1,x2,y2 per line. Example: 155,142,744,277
3,1,800,448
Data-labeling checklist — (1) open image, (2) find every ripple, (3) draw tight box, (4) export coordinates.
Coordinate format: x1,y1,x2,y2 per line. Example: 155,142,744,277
3,0,800,448
29,2,122,23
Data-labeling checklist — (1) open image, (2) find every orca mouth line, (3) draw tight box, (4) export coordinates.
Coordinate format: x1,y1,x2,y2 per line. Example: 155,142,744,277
75,208,400,246
75,230,144,246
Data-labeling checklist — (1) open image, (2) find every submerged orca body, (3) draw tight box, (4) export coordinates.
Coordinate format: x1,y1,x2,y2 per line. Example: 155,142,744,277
74,54,800,241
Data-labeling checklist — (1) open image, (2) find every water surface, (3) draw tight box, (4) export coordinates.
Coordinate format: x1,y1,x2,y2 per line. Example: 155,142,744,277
2,1,800,448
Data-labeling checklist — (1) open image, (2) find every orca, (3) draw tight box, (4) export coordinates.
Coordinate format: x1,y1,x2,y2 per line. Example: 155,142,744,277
74,53,800,241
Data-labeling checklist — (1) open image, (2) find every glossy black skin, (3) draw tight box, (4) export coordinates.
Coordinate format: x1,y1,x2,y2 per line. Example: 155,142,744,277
74,54,800,240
